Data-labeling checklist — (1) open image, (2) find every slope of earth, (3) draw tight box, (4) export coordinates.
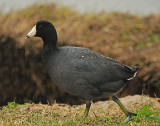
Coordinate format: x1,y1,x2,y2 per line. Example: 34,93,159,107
0,3,160,105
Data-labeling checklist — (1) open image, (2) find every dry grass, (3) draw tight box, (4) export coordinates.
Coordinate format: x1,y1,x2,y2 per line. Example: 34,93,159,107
0,3,160,124
0,3,160,74
0,95,159,126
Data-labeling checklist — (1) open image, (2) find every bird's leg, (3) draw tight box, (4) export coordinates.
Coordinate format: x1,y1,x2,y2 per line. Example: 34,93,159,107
83,100,91,117
112,95,137,123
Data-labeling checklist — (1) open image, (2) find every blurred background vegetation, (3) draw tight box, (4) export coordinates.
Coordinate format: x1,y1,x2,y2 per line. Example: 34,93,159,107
0,1,160,106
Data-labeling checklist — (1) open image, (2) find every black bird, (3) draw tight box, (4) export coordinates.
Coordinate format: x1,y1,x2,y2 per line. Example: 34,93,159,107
25,20,139,122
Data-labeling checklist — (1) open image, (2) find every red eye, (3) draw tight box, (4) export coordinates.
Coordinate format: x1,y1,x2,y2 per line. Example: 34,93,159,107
39,25,42,28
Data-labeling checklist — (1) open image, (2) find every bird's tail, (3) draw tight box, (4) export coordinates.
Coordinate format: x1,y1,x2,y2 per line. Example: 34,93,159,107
131,65,139,73
127,65,139,80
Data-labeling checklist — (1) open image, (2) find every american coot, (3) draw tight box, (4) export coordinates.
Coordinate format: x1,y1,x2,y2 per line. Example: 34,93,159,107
25,20,139,122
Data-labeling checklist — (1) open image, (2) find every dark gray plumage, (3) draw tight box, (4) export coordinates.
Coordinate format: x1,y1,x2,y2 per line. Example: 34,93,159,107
42,46,137,100
26,20,139,122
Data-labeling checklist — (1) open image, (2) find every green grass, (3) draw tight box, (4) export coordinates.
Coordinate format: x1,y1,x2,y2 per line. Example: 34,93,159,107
0,99,160,126
132,105,160,122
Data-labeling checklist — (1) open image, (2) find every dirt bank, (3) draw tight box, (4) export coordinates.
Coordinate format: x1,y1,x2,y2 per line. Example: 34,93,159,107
0,3,160,105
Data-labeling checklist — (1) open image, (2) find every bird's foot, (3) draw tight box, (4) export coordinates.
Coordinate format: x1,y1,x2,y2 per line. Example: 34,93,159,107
83,109,89,118
124,111,137,123
83,113,88,118
83,100,91,118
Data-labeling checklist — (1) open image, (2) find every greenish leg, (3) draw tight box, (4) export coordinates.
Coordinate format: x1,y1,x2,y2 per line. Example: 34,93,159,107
83,100,91,117
112,95,137,123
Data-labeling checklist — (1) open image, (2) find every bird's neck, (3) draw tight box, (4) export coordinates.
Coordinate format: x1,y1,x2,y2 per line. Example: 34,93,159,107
42,35,58,54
